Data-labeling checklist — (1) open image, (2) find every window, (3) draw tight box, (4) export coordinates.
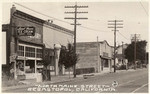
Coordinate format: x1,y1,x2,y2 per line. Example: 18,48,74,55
18,45,24,56
25,47,35,57
36,49,42,58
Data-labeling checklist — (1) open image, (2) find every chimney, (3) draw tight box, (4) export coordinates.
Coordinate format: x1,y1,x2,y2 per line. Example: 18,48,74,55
11,5,16,17
47,19,53,24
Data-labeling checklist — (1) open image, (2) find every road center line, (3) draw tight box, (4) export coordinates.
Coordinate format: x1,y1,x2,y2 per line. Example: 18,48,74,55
131,83,148,93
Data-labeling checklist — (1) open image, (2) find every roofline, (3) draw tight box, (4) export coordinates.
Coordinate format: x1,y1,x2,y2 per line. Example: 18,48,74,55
15,10,45,23
117,43,129,48
44,21,73,35
13,9,73,35
77,40,114,47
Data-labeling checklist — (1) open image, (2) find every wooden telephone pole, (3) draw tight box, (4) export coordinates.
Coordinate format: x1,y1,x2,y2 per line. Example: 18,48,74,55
122,41,124,65
131,34,140,70
108,20,123,73
65,3,88,77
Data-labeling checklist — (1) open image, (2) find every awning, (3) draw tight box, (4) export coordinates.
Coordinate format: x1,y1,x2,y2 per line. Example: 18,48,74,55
100,55,112,60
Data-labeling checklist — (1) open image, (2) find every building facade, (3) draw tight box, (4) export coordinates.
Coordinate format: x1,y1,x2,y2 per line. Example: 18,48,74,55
99,40,114,73
43,20,73,76
4,5,73,80
116,44,128,66
8,6,45,79
76,40,114,74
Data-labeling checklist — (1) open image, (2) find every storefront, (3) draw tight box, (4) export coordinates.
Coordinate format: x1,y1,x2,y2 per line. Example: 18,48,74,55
16,43,43,79
7,5,45,80
100,57,112,72
7,5,73,80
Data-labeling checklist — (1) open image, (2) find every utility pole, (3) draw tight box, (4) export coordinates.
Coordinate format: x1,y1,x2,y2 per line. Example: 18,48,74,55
108,20,123,73
131,34,140,70
65,3,88,77
134,34,137,70
122,41,124,65
97,36,100,72
145,46,147,65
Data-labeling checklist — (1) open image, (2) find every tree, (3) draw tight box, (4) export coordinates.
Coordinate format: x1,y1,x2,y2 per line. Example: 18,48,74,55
124,40,147,63
59,43,79,78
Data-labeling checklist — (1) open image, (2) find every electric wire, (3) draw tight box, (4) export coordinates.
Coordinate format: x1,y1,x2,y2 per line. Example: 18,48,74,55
139,1,149,16
117,31,130,41
14,2,110,33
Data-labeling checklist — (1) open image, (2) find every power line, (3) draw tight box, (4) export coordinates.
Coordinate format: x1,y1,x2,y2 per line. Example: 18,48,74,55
14,2,71,24
80,26,109,32
14,3,110,34
117,31,130,41
139,1,148,16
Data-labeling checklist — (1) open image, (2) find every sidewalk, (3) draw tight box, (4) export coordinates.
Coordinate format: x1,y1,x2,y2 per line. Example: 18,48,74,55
2,68,141,91
2,74,82,91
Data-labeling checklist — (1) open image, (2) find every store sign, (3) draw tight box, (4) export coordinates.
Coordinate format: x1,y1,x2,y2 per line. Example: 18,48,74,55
17,26,35,36
28,33,41,39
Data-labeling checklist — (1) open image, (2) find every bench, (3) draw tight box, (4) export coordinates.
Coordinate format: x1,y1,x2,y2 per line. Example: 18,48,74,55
83,74,94,79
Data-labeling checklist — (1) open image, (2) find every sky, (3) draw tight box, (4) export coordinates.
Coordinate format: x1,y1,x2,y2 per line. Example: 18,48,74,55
1,1,149,47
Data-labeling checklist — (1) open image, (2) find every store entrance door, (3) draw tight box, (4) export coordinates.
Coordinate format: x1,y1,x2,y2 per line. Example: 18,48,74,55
25,60,36,79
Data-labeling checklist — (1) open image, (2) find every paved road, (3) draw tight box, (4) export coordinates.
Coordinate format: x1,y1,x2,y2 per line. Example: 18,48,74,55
3,68,148,93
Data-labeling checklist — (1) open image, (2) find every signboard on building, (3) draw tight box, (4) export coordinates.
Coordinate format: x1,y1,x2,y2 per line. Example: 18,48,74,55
17,26,35,36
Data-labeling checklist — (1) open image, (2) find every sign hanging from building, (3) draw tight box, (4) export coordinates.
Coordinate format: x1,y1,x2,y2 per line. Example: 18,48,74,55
17,26,35,36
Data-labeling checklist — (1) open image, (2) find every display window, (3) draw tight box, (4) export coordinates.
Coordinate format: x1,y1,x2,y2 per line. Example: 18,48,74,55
18,45,24,56
25,47,35,57
25,60,35,73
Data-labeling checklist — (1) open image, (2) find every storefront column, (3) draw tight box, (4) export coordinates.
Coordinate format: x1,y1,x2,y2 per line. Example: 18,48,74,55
35,48,37,74
24,46,26,74
24,60,25,73
35,60,37,73
14,61,17,80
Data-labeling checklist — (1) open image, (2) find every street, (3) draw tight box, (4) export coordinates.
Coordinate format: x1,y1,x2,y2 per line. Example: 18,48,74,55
3,68,148,93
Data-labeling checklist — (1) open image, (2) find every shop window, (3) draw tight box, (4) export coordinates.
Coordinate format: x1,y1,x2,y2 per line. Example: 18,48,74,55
36,49,42,58
25,60,35,73
18,45,24,56
25,47,35,57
